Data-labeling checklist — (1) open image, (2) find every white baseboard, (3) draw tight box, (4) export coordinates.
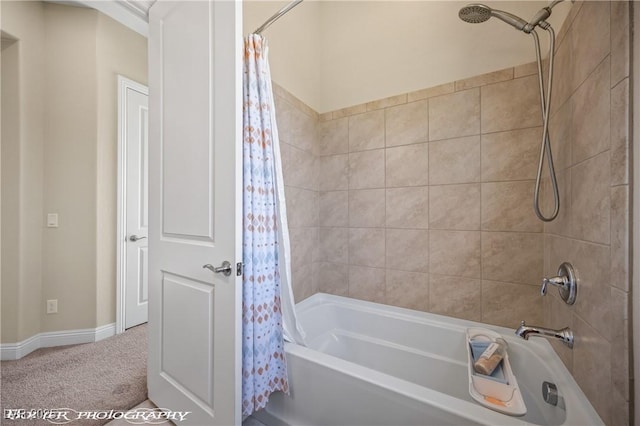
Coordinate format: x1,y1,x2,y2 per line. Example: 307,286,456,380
0,323,116,361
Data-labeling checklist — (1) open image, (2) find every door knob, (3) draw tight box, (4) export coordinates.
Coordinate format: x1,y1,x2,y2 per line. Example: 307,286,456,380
129,235,147,242
203,261,232,277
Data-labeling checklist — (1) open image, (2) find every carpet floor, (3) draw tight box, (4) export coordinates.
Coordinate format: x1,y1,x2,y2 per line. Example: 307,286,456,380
1,324,147,426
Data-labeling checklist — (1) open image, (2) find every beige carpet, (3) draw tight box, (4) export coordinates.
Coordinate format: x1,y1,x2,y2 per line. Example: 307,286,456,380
1,324,147,426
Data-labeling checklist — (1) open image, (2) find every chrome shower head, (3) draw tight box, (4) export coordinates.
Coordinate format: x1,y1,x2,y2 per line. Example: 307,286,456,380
459,3,528,32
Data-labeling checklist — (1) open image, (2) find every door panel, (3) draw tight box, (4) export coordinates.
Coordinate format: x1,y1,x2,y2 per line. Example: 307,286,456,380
124,82,149,330
161,2,214,239
148,1,242,424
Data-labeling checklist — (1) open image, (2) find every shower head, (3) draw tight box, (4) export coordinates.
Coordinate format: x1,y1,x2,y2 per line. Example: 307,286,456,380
459,4,528,32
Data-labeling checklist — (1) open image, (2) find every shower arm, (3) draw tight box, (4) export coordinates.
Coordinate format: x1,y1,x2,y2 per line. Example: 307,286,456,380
531,26,560,222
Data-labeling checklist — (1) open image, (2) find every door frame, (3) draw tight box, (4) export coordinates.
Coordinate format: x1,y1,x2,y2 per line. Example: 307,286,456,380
116,75,149,335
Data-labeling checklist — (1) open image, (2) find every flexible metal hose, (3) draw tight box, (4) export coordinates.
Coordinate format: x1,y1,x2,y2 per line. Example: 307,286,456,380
531,26,560,222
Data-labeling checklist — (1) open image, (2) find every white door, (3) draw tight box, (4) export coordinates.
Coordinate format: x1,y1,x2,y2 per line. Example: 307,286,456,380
122,77,149,330
147,1,243,425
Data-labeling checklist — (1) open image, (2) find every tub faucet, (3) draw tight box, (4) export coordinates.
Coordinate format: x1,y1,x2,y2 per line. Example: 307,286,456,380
515,321,574,349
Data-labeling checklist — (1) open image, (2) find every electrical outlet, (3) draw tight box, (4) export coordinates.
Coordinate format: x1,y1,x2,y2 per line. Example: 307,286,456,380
46,299,58,314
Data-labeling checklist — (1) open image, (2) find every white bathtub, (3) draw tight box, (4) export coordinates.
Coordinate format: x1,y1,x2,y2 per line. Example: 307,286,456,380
255,293,603,426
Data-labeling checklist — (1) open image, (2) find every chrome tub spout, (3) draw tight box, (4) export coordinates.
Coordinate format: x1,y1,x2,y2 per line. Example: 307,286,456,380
515,320,573,349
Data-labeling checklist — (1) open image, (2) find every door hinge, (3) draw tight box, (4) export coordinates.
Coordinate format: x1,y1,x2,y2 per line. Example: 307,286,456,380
236,262,243,276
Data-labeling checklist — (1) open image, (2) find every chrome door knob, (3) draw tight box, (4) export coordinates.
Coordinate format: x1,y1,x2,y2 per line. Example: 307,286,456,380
203,261,232,277
129,235,147,242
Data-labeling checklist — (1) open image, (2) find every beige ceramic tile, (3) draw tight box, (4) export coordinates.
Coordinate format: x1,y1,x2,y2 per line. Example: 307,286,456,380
572,315,612,425
610,1,630,87
571,0,610,91
292,263,314,301
543,294,574,372
610,389,629,426
319,191,348,228
610,78,629,186
318,227,348,264
481,232,543,286
288,145,316,190
571,239,612,339
407,82,454,102
481,181,542,232
455,68,513,91
549,35,573,115
429,135,480,185
349,228,385,268
349,265,386,303
481,75,541,134
429,230,481,278
349,149,385,189
273,82,318,120
318,118,348,155
319,154,348,191
386,270,429,311
571,151,610,244
290,227,316,270
348,189,385,228
348,110,385,152
385,143,429,187
318,112,333,122
610,287,630,400
366,94,407,111
332,103,367,120
276,97,316,153
428,184,480,230
428,89,480,141
385,100,429,147
385,228,429,273
548,98,572,171
385,187,429,229
285,187,318,228
316,262,349,296
481,281,541,328
541,168,571,238
571,57,610,165
480,127,541,181
513,62,537,78
429,275,481,321
610,185,629,292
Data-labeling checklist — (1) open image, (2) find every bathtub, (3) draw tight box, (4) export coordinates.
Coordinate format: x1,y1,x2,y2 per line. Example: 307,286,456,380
254,293,603,426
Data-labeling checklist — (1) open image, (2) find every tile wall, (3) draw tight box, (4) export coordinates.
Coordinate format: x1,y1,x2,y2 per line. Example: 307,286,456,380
273,83,320,303
540,1,632,424
315,63,547,328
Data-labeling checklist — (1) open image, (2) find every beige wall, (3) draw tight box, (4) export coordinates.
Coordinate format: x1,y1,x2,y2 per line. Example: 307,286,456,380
1,36,22,344
541,1,632,424
1,1,45,343
42,3,99,333
244,1,322,113
1,1,147,343
245,1,571,114
96,12,148,327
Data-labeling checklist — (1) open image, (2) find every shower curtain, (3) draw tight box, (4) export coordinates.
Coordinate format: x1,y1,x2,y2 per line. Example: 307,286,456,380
242,34,305,416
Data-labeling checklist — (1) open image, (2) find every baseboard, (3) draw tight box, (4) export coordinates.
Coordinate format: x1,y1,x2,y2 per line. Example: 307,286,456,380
0,323,116,361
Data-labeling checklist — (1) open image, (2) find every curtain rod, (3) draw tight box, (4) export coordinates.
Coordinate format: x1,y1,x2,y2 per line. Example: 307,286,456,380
254,0,304,35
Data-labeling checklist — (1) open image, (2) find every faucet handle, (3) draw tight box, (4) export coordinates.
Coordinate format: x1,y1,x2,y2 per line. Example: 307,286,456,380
541,276,567,295
541,262,577,305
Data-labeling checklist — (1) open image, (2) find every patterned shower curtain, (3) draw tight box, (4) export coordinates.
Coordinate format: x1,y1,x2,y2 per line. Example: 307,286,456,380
242,34,293,416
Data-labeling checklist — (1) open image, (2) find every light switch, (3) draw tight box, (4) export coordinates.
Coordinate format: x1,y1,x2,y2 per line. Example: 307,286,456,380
47,213,58,228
